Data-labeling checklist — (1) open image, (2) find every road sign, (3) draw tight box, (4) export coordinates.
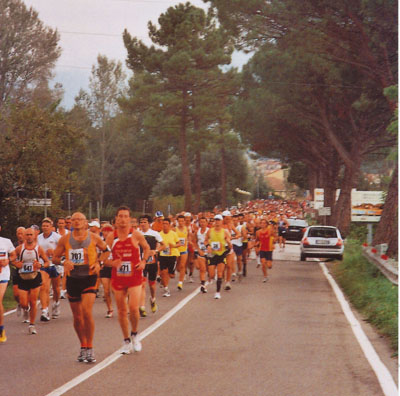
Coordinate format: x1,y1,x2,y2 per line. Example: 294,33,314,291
318,207,331,216
28,198,52,207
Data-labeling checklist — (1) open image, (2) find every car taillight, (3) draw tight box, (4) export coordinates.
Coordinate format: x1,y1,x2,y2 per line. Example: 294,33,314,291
302,228,306,233
336,239,343,247
302,238,310,246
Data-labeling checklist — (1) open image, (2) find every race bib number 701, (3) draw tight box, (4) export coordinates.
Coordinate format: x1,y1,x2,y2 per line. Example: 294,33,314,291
69,249,85,265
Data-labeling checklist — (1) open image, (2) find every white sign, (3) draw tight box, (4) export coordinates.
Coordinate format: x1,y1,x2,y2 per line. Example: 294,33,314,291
318,207,331,216
28,199,52,207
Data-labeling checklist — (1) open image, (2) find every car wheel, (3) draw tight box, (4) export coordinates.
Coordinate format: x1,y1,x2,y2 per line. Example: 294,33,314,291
300,253,307,261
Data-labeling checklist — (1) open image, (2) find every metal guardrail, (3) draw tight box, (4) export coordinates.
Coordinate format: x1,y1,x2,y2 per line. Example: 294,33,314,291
361,246,398,285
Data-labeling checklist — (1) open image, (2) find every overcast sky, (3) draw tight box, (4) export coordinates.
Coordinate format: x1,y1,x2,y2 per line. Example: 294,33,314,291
23,0,250,108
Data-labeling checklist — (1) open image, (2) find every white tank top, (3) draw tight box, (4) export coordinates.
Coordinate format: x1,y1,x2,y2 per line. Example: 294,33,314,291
231,224,243,246
19,244,39,274
196,228,208,251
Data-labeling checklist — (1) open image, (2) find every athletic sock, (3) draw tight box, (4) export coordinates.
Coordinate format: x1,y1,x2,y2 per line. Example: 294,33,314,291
131,331,138,337
201,280,205,285
217,278,222,292
124,337,131,343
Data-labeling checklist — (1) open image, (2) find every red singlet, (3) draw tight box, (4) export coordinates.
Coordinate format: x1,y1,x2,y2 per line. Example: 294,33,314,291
111,229,142,290
259,229,272,251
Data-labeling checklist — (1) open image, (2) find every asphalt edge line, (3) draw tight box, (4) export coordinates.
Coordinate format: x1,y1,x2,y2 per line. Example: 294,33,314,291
319,261,398,396
46,286,201,396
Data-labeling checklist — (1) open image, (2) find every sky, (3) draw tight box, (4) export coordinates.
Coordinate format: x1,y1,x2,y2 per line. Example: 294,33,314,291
23,0,251,109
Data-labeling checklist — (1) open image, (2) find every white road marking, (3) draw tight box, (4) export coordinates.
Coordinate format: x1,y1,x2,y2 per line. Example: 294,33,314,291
45,286,201,396
319,261,398,396
5,308,17,316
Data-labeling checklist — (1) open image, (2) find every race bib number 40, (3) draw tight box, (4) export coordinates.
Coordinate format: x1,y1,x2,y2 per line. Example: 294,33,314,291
117,261,132,276
69,249,86,265
21,262,34,273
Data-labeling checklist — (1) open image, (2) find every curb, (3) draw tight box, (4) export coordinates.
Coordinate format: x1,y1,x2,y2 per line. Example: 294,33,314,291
362,247,398,285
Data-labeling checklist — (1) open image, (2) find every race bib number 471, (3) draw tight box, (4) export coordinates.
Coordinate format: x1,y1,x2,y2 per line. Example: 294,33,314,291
117,261,132,276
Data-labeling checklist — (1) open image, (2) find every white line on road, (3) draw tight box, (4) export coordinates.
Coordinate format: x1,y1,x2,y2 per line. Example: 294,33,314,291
5,308,17,316
319,261,398,396
46,286,201,396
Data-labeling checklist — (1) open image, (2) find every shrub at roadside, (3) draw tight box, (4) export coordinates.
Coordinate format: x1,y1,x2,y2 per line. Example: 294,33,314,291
332,240,398,352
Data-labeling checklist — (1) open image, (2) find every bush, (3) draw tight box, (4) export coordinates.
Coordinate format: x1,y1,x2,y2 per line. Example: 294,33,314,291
332,240,398,351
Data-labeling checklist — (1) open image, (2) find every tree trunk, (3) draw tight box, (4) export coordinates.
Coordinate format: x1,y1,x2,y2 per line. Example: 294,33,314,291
307,166,317,201
219,122,227,209
99,127,106,211
193,150,202,213
179,95,192,212
373,163,398,256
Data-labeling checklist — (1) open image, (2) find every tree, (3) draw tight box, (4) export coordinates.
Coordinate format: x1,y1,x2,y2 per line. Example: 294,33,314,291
0,0,60,107
75,55,127,209
123,3,233,211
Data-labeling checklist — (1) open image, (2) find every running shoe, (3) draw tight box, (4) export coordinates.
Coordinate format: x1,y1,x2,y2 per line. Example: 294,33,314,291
52,301,60,318
121,340,133,355
224,282,231,291
139,307,147,318
156,275,161,283
177,282,183,291
132,335,142,352
77,348,87,362
150,298,158,313
263,277,269,283
189,276,194,283
28,325,37,335
16,304,22,317
162,288,171,297
60,290,67,299
85,348,96,363
231,273,237,282
105,310,113,318
0,329,7,343
256,262,261,268
214,292,221,299
40,308,50,322
22,308,30,323
200,285,207,294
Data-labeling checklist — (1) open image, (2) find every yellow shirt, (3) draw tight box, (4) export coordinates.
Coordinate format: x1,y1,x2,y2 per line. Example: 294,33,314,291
209,228,226,256
176,226,188,253
159,230,180,257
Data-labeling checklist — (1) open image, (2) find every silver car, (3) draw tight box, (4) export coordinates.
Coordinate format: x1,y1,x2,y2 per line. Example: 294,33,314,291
300,226,344,261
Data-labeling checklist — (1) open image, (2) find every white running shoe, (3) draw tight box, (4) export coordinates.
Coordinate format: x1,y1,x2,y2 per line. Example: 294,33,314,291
132,335,142,352
162,288,171,297
40,309,50,322
121,340,133,355
189,276,194,283
224,282,231,291
60,289,67,299
52,301,60,318
28,325,37,335
214,292,221,299
263,277,269,283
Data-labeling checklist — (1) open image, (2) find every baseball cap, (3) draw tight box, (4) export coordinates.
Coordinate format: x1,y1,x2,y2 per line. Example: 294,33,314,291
214,214,223,220
222,210,232,217
184,212,191,217
30,225,40,231
88,220,100,228
155,211,164,218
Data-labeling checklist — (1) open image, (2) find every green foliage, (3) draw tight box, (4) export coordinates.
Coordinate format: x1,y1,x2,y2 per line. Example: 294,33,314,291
152,195,185,216
332,241,398,351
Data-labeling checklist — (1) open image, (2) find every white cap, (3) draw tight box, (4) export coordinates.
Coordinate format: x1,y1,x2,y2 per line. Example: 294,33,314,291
184,212,192,217
214,214,223,220
88,221,100,228
222,210,232,217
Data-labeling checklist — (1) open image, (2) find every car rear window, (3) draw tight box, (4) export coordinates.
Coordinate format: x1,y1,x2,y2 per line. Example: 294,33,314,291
288,219,308,227
308,228,337,238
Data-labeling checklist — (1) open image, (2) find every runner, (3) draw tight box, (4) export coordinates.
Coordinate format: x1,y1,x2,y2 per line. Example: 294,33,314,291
184,212,196,283
158,218,181,297
104,206,150,354
222,210,239,290
138,215,165,316
238,213,249,277
192,217,209,293
37,218,61,321
256,218,273,282
57,218,69,300
176,215,188,291
53,212,108,363
152,211,164,232
13,228,50,334
11,226,25,316
205,214,232,299
278,214,289,249
232,214,246,280
99,223,114,318
0,225,16,342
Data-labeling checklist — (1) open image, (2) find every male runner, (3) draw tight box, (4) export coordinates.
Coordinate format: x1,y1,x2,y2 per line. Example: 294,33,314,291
184,213,196,283
104,206,150,354
152,211,164,232
176,215,188,291
222,210,239,290
11,226,25,316
138,215,165,316
158,218,181,297
57,218,69,299
38,218,61,320
99,223,114,318
0,225,16,342
53,212,108,363
205,214,232,299
13,228,49,334
256,219,273,282
192,217,209,293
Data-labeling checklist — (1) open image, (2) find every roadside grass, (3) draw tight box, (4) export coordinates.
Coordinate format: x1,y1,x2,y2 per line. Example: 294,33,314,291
3,282,17,311
331,240,398,353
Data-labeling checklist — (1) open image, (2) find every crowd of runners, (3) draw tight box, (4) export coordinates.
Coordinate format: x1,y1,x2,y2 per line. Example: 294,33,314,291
0,199,306,362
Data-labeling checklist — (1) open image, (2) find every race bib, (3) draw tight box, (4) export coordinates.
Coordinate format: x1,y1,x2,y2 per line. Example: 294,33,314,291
69,248,85,265
162,247,171,255
21,262,34,273
200,243,207,251
211,242,221,251
0,250,7,259
179,238,186,246
117,261,132,276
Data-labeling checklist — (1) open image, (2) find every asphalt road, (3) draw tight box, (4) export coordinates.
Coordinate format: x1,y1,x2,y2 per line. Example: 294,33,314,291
1,244,397,396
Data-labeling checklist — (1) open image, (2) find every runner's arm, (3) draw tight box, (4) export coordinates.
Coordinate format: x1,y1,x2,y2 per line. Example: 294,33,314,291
38,246,50,269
